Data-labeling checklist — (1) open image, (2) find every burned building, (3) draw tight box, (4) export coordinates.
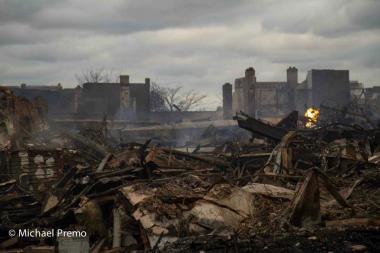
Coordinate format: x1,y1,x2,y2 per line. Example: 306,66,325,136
0,99,379,252
232,67,256,116
0,87,46,149
4,75,151,120
308,69,350,108
231,67,296,118
120,76,150,118
78,75,150,120
294,69,351,113
227,67,353,118
5,84,80,118
2,76,225,126
1,70,380,253
78,83,121,118
350,80,365,104
365,86,380,119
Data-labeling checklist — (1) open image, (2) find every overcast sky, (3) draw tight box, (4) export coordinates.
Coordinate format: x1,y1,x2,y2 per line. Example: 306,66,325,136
0,0,379,109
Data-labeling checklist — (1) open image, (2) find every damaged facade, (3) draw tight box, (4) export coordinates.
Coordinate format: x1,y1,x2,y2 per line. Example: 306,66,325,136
5,76,223,125
6,75,151,121
229,67,297,118
78,75,151,120
224,67,378,122
4,83,81,119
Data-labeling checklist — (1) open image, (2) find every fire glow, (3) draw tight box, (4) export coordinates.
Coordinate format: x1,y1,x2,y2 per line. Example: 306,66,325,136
304,107,320,128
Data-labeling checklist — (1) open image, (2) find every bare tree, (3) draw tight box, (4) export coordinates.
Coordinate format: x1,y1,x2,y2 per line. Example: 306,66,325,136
156,85,207,111
162,86,182,111
175,89,207,111
75,67,116,85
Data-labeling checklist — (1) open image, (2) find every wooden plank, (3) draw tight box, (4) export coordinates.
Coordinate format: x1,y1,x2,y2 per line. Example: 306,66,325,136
289,170,321,227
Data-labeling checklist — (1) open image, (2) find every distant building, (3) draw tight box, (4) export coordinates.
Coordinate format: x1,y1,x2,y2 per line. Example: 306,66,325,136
5,75,151,120
78,83,121,118
2,75,224,124
232,67,256,116
78,75,150,120
125,77,151,118
5,83,80,117
308,69,350,108
231,67,295,117
226,67,353,118
365,86,380,118
350,81,365,105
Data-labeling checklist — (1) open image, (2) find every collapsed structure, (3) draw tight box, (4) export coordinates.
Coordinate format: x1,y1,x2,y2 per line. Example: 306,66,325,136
0,65,379,252
0,88,379,252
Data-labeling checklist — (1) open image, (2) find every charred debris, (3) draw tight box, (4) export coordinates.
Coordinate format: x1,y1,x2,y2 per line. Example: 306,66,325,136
0,91,379,253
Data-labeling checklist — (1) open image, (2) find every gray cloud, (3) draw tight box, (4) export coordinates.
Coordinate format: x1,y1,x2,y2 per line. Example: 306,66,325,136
0,0,379,109
260,0,380,36
0,0,57,23
2,0,245,34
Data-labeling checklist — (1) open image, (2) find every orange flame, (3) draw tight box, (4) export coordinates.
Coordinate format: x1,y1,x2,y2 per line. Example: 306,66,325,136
304,107,320,128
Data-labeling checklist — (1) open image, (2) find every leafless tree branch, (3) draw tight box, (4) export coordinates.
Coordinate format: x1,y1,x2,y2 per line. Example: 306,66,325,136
151,84,207,111
75,67,116,85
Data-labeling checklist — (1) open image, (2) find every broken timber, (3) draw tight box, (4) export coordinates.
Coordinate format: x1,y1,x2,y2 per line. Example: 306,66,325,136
233,111,298,142
289,168,353,227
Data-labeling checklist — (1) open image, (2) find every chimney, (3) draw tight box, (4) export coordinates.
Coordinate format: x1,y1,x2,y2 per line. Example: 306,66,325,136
287,67,298,86
120,75,129,85
245,67,256,83
222,83,233,119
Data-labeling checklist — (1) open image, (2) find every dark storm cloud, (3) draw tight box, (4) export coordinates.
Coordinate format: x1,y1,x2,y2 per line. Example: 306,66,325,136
0,0,379,109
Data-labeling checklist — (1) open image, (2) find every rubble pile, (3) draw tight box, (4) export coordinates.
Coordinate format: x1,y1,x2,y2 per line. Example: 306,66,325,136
0,103,379,252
